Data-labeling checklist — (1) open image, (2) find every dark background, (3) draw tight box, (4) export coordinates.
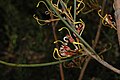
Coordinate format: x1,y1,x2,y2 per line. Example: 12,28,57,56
0,0,120,80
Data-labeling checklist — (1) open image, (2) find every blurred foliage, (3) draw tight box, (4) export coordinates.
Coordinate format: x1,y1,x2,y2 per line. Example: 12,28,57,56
0,0,120,80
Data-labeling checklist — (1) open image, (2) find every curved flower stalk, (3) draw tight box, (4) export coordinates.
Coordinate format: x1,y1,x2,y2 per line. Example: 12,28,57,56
98,9,117,30
75,0,98,15
76,0,85,15
33,14,60,25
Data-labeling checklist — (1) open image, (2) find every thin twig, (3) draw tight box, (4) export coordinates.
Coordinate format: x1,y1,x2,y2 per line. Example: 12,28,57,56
78,0,106,80
50,13,65,80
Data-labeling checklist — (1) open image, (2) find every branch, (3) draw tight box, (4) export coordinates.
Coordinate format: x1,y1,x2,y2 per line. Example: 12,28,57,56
83,46,120,74
0,56,79,67
46,0,120,75
114,0,120,45
78,0,106,80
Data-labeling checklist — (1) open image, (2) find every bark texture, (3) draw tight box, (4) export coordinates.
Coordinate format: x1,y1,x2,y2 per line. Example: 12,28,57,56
114,0,120,45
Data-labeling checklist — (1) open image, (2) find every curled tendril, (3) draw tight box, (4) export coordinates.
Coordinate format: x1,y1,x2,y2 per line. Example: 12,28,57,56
56,0,60,6
74,19,84,24
37,1,58,17
45,11,50,15
53,40,72,59
98,9,104,19
37,1,49,9
50,0,74,22
98,9,117,30
54,40,66,45
72,42,85,52
33,14,47,25
73,42,81,45
53,48,68,60
53,40,71,60
77,0,97,15
74,19,85,36
33,14,60,25
33,1,60,25
76,0,85,15
58,27,72,36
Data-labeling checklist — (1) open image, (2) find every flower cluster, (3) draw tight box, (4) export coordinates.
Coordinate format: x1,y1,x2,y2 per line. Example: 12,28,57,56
98,9,117,30
52,22,86,68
